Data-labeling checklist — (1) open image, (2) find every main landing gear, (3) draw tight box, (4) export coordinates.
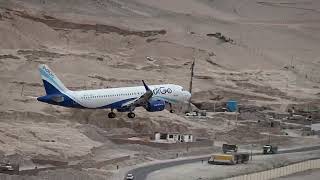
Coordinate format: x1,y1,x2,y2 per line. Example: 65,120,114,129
108,109,136,119
128,112,135,118
108,110,116,118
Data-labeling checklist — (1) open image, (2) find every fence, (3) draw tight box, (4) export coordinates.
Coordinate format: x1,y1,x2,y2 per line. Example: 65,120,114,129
110,138,213,150
225,159,320,180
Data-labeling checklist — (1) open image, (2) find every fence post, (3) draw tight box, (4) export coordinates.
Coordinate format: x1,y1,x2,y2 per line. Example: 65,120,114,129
247,173,251,180
296,163,299,173
263,170,267,180
282,166,286,177
269,169,274,179
274,167,278,178
302,161,307,171
289,164,293,175
308,160,312,170
252,173,257,180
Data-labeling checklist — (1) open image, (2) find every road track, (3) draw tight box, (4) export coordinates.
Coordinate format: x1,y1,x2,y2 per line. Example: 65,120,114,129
126,145,320,180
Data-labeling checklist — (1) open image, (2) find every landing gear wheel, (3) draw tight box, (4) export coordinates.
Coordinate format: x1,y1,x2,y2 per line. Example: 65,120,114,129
169,103,174,113
128,112,135,118
108,112,116,118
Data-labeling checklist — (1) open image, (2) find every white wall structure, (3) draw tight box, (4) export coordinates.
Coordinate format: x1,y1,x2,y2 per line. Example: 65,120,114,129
154,132,161,141
224,159,320,180
154,132,193,143
183,134,193,142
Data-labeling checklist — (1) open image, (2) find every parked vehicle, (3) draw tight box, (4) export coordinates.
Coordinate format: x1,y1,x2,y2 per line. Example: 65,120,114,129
126,173,134,180
0,162,19,175
222,144,238,153
263,145,278,154
0,163,14,171
208,153,249,165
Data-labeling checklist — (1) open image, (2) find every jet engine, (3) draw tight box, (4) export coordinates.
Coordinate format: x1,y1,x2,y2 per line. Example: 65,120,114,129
145,99,165,112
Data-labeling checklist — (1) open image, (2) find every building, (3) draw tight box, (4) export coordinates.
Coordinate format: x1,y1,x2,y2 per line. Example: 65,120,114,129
154,132,193,143
311,123,320,136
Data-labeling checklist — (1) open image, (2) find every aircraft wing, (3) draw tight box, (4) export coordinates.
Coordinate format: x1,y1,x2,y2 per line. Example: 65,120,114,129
121,80,153,109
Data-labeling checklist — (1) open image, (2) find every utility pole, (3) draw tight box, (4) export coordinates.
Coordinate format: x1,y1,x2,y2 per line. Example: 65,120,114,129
188,59,195,113
20,84,24,96
235,112,238,126
268,120,271,144
250,144,253,161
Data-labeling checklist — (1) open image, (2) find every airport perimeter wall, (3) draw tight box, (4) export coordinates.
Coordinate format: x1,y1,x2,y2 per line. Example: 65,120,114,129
225,158,320,180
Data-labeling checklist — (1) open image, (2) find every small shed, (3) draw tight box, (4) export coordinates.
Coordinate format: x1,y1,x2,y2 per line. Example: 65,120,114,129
311,123,320,136
227,100,238,112
154,132,193,143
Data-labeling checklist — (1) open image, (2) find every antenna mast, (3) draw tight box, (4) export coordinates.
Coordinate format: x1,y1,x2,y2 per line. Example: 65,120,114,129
188,58,195,112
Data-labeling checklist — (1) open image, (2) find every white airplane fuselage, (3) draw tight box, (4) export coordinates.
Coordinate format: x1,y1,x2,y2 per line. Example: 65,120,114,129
63,84,190,109
37,64,191,117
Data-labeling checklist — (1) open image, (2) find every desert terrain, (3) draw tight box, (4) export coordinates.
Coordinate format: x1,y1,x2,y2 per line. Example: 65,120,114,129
0,0,320,179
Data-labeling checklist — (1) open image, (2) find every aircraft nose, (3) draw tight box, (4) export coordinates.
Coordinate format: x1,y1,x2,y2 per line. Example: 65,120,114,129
184,91,191,101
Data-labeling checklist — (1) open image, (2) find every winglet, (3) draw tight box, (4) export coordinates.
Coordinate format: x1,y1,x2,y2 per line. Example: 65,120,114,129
142,80,151,91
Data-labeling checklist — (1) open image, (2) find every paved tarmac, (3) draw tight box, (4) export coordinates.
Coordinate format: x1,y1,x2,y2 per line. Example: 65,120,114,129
126,145,320,180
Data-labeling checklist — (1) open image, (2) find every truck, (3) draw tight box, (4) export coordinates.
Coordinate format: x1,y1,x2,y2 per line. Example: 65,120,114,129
263,145,278,154
0,162,19,175
208,153,249,165
222,144,238,153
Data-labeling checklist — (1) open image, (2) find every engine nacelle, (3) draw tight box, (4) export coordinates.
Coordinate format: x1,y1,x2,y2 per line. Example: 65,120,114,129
145,99,165,112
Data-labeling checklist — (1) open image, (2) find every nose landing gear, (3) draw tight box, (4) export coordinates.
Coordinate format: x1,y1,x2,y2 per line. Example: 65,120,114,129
169,103,175,113
128,112,135,118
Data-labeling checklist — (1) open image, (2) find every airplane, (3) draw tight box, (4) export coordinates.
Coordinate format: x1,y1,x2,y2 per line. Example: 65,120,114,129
37,64,191,118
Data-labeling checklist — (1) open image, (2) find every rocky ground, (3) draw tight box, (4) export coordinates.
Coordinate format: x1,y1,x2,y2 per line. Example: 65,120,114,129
0,0,320,179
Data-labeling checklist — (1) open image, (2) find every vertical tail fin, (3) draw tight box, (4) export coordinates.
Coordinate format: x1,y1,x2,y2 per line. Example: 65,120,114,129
38,64,69,95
